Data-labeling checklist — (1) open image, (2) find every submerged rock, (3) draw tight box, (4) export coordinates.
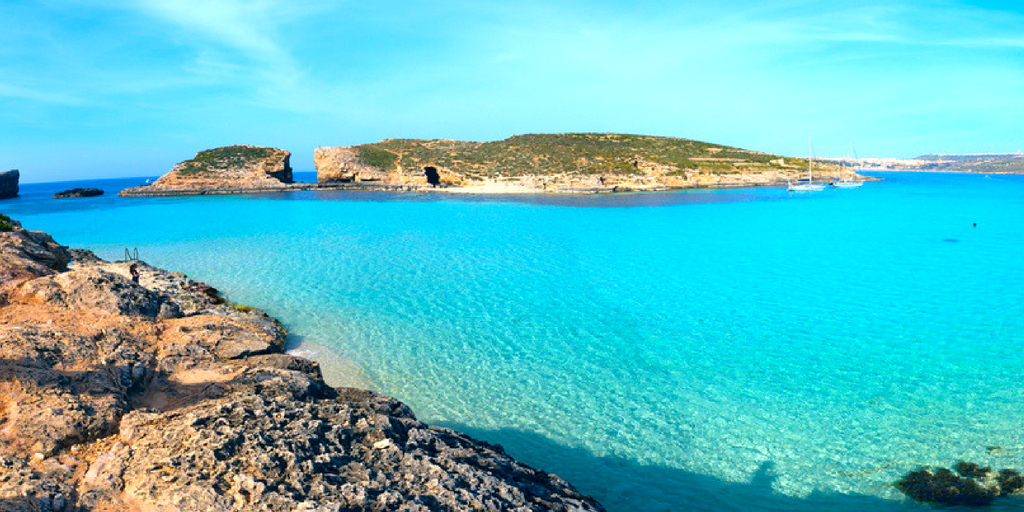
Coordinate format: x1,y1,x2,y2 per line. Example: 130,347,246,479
0,216,604,511
896,462,1024,507
53,187,103,198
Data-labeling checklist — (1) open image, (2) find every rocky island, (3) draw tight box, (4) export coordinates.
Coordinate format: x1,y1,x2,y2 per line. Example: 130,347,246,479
315,133,857,193
53,188,104,199
120,135,865,197
120,145,312,197
0,215,604,511
0,170,19,199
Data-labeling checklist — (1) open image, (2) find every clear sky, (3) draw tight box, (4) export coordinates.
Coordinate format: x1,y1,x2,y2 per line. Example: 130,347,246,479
2,0,1023,182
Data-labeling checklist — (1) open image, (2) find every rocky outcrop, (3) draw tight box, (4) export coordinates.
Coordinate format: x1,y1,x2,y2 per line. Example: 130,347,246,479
0,215,72,290
120,145,305,197
53,188,103,199
0,218,604,511
315,146,391,184
0,169,19,199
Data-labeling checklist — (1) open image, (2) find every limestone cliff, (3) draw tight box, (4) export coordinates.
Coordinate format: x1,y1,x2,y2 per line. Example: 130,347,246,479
316,133,857,193
0,217,604,511
120,145,299,196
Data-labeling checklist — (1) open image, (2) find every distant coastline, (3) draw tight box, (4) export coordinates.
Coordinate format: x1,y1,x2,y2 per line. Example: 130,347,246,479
835,152,1024,175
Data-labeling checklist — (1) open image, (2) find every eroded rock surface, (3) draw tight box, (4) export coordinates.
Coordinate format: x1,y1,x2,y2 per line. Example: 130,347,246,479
314,146,391,185
0,218,604,511
120,145,303,196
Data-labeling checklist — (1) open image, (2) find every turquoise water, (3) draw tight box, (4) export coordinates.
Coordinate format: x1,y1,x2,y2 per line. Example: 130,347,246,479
7,173,1024,510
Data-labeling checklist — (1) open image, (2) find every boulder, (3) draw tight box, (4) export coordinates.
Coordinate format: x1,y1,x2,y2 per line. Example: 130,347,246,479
0,220,72,291
0,169,18,199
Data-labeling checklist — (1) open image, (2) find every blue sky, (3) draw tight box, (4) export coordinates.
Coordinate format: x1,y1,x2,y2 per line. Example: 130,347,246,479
2,0,1023,182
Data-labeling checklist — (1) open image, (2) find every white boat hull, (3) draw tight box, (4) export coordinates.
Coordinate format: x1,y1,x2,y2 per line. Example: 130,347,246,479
832,180,863,188
788,183,826,191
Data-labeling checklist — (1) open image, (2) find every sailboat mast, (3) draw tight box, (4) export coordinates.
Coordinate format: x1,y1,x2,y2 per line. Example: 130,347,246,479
808,138,814,183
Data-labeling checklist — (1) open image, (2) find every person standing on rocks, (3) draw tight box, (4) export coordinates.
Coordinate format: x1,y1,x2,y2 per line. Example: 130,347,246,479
130,263,140,284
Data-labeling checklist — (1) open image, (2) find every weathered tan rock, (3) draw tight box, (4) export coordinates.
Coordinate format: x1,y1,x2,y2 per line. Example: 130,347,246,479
315,146,467,189
314,146,390,184
0,221,72,292
0,218,605,511
120,145,300,196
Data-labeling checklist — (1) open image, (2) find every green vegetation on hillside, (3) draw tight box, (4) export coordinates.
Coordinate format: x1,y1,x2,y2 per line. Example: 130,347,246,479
0,213,13,232
178,145,278,176
354,133,808,177
356,145,399,170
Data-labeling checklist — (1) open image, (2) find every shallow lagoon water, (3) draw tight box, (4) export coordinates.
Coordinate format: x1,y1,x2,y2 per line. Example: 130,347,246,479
8,172,1024,511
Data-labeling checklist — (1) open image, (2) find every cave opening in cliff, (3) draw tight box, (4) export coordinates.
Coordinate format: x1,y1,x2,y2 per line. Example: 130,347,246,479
424,166,440,187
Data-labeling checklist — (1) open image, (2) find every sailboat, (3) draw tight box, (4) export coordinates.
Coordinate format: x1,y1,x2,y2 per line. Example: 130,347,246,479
788,139,825,192
833,143,864,188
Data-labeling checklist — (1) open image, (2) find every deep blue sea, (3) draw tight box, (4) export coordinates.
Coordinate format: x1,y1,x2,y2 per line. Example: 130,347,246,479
6,172,1024,511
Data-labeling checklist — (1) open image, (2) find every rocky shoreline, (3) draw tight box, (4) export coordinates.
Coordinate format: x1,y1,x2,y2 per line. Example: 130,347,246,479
0,217,604,511
120,182,318,197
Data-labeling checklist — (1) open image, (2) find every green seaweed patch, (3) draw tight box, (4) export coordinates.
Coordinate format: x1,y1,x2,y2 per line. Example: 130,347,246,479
0,213,14,232
232,304,254,313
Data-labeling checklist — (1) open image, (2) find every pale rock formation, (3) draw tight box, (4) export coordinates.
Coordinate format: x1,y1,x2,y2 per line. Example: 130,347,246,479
314,146,390,184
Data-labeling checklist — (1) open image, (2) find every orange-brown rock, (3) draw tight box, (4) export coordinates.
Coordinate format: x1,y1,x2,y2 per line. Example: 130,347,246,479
119,145,303,196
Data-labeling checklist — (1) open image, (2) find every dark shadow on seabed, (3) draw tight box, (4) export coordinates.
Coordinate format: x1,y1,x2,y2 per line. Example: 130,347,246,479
441,424,956,512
